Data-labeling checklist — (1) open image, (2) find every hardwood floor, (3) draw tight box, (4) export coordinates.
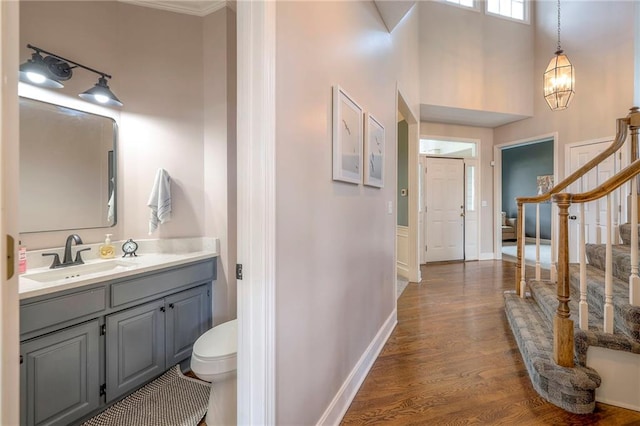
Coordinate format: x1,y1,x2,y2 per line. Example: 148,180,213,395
341,260,640,425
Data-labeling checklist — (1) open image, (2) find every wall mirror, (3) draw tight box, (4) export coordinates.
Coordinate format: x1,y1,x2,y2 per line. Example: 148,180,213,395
19,97,117,233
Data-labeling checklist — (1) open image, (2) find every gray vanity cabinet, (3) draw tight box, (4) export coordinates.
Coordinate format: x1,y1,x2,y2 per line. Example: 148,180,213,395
106,284,210,402
105,299,165,402
165,285,209,367
20,258,216,426
20,319,100,426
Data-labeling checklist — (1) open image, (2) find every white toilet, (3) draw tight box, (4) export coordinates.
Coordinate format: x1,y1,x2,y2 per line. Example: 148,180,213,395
191,319,237,425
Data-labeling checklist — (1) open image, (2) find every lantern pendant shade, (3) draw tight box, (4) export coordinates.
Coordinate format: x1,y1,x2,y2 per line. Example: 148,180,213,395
544,50,575,110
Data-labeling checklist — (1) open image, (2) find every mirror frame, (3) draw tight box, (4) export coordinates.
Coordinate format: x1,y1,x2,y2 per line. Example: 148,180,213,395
18,85,119,233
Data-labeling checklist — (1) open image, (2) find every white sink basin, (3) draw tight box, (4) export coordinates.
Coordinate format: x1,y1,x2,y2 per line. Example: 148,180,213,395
23,259,139,283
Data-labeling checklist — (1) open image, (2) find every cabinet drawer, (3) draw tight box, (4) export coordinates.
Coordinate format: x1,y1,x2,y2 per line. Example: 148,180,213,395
20,287,106,336
111,261,214,308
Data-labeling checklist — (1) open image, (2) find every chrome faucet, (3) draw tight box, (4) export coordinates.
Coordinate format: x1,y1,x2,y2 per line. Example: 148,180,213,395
42,233,91,269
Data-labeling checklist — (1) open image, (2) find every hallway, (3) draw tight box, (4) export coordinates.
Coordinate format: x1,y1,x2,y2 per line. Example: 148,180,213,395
341,261,640,425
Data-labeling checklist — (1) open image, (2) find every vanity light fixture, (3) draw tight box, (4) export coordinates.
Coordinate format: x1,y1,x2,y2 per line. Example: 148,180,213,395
19,44,123,107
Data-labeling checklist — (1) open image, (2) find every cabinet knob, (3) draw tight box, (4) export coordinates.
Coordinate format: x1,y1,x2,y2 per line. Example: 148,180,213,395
20,355,23,364
160,306,165,312
169,303,174,309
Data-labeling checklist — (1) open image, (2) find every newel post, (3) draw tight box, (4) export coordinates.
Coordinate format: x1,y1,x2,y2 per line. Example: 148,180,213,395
553,193,574,367
516,202,523,295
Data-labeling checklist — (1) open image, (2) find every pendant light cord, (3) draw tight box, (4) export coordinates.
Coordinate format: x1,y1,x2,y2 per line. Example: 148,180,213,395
557,0,562,53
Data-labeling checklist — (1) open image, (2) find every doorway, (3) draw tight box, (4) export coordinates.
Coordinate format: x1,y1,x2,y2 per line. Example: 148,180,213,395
419,138,479,263
424,157,464,262
495,135,558,274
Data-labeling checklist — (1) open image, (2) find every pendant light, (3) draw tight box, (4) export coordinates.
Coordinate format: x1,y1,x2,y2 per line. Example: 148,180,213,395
543,0,575,111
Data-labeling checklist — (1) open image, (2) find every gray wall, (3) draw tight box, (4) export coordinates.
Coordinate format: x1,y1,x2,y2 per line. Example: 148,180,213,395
502,140,553,239
397,120,409,226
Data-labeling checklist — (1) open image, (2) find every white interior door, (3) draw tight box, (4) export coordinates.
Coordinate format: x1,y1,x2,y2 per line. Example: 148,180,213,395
425,157,464,262
568,141,620,262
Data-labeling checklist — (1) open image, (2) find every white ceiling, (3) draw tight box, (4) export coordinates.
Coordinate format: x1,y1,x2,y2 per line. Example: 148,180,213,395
118,0,227,17
420,104,530,128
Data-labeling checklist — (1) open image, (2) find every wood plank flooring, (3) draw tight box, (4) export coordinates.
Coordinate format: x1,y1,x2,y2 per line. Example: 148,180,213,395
341,260,640,425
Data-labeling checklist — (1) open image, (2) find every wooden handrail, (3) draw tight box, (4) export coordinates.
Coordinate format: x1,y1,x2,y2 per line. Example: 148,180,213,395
564,157,640,203
516,117,629,205
514,116,631,294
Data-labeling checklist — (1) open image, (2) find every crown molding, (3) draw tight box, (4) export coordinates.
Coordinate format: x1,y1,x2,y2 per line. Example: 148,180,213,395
118,1,227,17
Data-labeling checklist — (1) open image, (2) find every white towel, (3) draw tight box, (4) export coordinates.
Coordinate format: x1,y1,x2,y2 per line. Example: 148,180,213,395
147,168,172,234
107,189,115,223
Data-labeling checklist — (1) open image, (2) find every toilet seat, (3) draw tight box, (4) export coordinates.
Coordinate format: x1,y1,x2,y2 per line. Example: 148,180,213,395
191,319,237,376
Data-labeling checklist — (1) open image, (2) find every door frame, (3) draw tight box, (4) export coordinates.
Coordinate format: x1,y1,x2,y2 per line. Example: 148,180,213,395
397,87,420,283
0,1,21,424
236,1,276,424
494,133,559,275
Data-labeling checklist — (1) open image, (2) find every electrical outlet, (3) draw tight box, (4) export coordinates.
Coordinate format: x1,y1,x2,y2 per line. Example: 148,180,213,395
387,201,393,214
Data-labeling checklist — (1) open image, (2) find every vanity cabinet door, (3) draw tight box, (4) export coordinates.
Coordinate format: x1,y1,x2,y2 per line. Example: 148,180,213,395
165,285,210,367
105,299,165,402
20,320,100,426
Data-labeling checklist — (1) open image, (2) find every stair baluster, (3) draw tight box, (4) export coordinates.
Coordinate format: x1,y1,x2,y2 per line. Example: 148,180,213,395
520,204,527,297
536,203,541,280
579,202,588,330
605,193,614,333
630,122,640,306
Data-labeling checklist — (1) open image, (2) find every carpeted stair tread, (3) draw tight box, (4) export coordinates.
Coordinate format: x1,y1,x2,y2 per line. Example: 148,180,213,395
619,223,640,246
585,243,637,283
575,328,640,366
504,291,601,414
528,280,640,362
568,264,640,340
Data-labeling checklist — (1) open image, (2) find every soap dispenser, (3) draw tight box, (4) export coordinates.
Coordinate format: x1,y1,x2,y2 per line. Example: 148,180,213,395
99,234,115,259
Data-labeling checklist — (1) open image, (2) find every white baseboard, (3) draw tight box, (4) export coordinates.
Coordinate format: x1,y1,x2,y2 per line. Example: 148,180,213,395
316,309,398,425
479,252,495,260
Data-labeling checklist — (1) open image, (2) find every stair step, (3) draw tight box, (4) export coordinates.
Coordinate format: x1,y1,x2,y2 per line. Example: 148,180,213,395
620,223,640,246
527,279,640,365
585,243,637,282
568,264,640,340
503,291,600,414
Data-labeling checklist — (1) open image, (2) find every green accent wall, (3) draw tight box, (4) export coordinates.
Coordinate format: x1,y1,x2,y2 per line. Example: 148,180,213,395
398,120,409,226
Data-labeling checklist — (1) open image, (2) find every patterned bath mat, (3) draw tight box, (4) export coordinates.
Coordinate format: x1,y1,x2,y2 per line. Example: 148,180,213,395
82,366,210,426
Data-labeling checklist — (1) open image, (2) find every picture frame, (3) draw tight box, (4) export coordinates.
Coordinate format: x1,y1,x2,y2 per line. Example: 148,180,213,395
332,85,363,184
537,174,554,195
363,113,385,188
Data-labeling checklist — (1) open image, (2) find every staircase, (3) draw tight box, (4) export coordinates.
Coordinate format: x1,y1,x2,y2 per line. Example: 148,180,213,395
504,109,640,414
504,223,640,413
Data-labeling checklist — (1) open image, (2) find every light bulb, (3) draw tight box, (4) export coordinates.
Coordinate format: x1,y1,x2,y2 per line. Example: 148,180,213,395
94,94,109,104
26,72,46,84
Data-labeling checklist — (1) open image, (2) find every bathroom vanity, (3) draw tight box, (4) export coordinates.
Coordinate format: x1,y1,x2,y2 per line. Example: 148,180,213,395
19,249,217,426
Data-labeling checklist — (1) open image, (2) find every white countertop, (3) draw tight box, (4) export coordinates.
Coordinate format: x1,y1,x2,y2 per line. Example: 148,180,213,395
20,237,219,300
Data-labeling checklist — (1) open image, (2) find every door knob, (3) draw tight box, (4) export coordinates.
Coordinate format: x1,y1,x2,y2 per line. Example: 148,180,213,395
569,215,577,220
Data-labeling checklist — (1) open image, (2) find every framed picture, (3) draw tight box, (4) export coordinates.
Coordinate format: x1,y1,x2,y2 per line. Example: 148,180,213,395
537,174,554,195
364,113,385,188
333,86,363,184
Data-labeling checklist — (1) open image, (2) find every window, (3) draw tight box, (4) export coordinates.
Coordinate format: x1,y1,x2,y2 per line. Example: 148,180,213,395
443,0,477,10
445,0,474,7
466,165,476,212
486,0,527,22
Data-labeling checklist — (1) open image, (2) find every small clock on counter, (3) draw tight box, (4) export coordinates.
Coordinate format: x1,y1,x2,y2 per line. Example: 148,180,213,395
122,239,139,257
